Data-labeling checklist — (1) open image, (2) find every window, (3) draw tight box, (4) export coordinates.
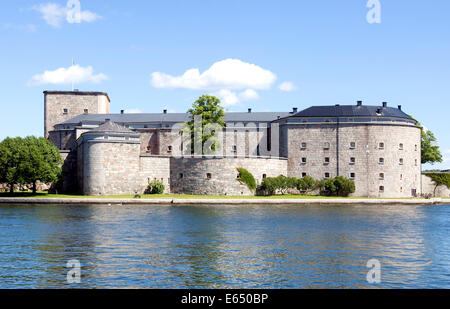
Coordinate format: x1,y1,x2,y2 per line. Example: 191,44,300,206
324,142,330,150
399,143,404,150
415,144,418,151
168,146,173,152
350,157,356,165
415,159,418,166
399,158,404,165
301,157,307,164
84,109,89,114
262,174,267,179
379,142,385,149
179,173,184,179
302,173,307,178
301,142,307,149
349,173,355,179
379,173,385,180
379,186,385,193
379,158,384,165
400,187,403,192
324,157,330,164
232,145,237,152
350,142,356,149
207,173,212,179
400,174,403,180
324,173,330,178
63,108,68,114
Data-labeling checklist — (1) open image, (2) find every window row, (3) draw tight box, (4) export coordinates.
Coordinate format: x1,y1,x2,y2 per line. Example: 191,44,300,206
300,157,418,166
300,142,419,151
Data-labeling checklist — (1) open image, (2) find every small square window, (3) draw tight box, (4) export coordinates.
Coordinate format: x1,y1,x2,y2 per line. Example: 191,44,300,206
232,145,237,152
84,109,89,114
379,158,385,165
379,173,385,180
415,145,418,151
301,143,307,149
379,186,385,192
301,157,307,164
302,173,307,177
179,173,184,179
400,174,403,180
324,157,330,164
324,173,330,178
324,142,330,150
350,157,356,165
63,108,68,114
399,158,404,165
399,143,404,150
379,142,385,149
350,142,356,149
168,146,173,152
350,173,355,179
262,174,267,179
207,173,212,179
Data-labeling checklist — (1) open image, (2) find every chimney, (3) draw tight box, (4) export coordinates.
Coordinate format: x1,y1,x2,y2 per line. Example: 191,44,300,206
398,105,402,110
335,104,340,107
293,107,298,113
382,102,387,108
248,108,252,113
121,110,124,114
163,109,167,114
376,108,382,114
357,100,362,106
105,118,111,123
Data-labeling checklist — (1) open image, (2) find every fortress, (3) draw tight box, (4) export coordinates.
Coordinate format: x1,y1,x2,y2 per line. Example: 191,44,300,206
45,90,423,198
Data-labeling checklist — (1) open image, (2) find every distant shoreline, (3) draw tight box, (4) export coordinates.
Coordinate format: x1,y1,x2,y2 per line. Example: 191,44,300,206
0,197,448,206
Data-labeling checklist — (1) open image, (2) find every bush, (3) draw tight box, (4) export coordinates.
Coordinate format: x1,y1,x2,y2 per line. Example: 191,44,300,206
146,180,165,194
296,175,317,192
236,168,257,192
319,176,355,197
257,175,298,196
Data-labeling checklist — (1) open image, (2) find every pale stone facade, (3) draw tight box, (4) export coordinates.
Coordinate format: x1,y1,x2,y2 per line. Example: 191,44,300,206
44,91,424,197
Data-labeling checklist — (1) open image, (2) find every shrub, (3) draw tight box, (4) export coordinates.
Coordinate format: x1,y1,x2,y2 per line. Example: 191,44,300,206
296,175,317,192
319,176,355,197
236,168,257,192
146,180,165,194
257,175,298,195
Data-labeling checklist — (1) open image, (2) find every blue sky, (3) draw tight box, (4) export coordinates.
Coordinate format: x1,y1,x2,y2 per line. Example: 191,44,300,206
0,0,449,169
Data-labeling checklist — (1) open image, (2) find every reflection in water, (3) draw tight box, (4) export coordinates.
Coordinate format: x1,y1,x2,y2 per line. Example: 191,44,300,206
0,204,449,288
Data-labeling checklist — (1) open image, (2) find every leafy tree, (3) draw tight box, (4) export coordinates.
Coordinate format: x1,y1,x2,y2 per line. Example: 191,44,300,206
296,175,317,192
146,180,165,194
319,176,355,197
21,137,63,194
0,137,27,193
236,168,256,192
185,95,225,155
410,116,443,164
424,173,450,196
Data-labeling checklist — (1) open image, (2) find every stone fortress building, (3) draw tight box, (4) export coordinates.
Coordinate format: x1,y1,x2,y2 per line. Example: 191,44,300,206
45,90,424,198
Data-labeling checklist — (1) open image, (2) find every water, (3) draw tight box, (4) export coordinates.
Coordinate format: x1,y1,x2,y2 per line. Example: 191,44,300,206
0,203,449,289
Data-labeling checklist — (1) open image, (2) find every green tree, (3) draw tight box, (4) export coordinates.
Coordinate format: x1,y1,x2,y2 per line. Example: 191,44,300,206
0,137,27,193
21,136,63,194
236,168,256,192
185,95,225,155
410,116,443,164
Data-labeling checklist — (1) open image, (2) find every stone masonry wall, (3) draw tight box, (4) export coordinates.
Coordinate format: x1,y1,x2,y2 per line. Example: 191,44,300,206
422,175,450,197
170,157,287,195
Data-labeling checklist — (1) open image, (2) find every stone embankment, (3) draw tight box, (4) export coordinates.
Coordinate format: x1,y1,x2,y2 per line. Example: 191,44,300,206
0,182,51,193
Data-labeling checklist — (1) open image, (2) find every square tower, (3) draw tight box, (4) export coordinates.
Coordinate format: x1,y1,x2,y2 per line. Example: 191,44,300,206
44,90,110,138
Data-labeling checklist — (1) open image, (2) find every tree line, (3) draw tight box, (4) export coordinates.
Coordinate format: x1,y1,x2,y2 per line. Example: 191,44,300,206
0,137,62,194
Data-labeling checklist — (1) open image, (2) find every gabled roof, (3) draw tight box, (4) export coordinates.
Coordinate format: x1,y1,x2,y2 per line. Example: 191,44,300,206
88,120,136,134
60,112,291,126
288,105,413,120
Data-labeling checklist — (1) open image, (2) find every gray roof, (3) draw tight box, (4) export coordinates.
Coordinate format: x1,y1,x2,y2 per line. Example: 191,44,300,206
60,112,291,126
287,105,413,120
88,120,136,134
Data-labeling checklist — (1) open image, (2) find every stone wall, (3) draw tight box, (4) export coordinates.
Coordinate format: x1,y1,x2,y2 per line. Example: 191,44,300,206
284,122,421,198
170,157,287,195
140,155,171,193
44,92,109,138
422,174,450,197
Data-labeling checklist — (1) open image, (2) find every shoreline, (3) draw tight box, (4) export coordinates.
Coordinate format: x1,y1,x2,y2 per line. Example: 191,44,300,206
0,197,447,206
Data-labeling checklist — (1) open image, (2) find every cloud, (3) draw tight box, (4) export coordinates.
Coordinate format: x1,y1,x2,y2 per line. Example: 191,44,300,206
151,59,276,91
239,89,259,100
28,65,108,86
124,108,143,114
213,89,240,106
34,1,101,28
279,81,296,92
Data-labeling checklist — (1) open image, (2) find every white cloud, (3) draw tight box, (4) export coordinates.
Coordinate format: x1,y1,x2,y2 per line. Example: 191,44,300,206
239,89,259,100
124,109,143,114
151,59,277,91
34,1,101,28
213,89,240,106
279,81,296,92
28,64,108,86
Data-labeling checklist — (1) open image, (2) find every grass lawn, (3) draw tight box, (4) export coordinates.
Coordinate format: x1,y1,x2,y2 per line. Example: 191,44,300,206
0,191,426,200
